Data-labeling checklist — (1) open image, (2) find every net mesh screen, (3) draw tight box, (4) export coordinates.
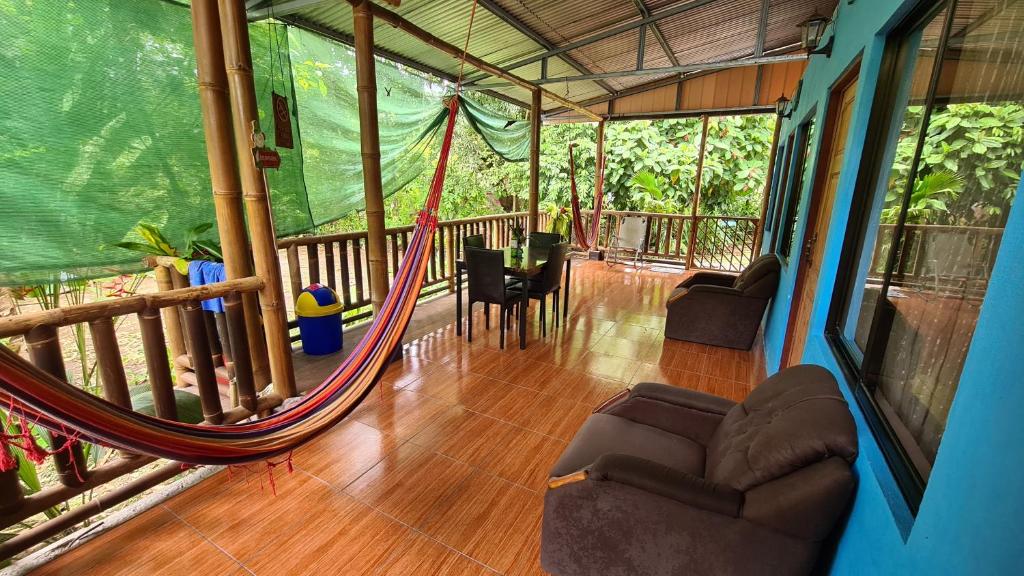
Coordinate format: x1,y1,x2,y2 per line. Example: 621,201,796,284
0,0,528,286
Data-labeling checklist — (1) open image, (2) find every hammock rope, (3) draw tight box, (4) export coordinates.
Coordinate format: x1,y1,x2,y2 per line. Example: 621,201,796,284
0,95,462,467
569,141,606,251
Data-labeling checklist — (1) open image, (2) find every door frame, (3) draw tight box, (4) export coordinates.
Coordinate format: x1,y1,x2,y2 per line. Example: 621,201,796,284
780,61,861,367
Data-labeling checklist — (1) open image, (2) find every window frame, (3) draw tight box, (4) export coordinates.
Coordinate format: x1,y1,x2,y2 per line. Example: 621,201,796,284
770,135,796,242
825,0,960,514
776,116,817,259
763,135,788,234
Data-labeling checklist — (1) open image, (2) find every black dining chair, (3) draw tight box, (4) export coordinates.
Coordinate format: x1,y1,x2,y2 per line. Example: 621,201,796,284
465,246,520,349
510,242,570,337
463,234,485,249
528,231,562,250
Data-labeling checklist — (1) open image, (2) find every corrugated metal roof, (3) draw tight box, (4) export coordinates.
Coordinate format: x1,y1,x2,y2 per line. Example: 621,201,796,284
260,0,837,113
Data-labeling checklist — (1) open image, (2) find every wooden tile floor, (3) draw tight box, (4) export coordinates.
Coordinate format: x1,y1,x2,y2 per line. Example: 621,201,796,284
33,260,766,576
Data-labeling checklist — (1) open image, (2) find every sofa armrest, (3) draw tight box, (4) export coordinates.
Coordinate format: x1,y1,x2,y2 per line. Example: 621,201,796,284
601,384,731,443
630,382,736,415
589,454,743,517
679,271,737,289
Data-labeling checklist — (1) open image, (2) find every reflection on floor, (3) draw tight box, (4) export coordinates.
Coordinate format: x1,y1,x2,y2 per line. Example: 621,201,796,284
33,259,766,576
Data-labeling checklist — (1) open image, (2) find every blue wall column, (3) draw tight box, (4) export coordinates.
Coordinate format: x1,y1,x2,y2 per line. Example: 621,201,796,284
757,0,1024,572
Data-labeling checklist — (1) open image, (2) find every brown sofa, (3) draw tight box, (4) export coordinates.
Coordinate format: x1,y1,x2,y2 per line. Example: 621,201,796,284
541,365,858,576
665,253,781,350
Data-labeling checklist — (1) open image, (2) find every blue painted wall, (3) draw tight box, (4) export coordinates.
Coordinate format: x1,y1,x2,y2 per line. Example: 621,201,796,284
759,0,1024,573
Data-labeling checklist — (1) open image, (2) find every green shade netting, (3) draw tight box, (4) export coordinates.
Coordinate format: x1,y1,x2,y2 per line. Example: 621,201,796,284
0,0,529,287
285,28,449,227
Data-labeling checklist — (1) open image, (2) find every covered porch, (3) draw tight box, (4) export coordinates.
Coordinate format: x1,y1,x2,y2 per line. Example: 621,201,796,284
29,259,766,575
0,0,834,573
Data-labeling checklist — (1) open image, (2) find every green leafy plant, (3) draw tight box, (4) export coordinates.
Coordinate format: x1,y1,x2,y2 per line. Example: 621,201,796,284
628,170,665,212
115,222,222,275
543,202,572,240
883,170,963,224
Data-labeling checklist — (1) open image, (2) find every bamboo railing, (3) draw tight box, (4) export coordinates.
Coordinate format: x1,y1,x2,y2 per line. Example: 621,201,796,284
0,276,281,560
276,211,546,336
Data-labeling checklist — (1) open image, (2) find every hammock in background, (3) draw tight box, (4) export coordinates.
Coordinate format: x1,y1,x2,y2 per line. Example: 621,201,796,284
569,142,606,251
0,96,461,467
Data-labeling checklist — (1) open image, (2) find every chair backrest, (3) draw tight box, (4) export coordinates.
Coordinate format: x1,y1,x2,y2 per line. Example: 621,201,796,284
465,247,507,304
704,365,858,491
617,216,648,250
529,231,562,250
536,242,570,293
732,253,781,299
463,234,485,249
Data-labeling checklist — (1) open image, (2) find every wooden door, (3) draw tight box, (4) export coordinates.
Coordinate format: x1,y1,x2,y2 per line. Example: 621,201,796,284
782,70,859,367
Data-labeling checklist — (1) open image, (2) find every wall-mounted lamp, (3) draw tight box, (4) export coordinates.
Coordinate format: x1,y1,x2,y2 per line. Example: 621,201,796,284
799,12,834,58
775,96,792,118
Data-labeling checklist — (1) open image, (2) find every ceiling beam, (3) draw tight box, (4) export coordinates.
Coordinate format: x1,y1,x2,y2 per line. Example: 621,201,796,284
280,14,530,110
478,0,719,75
475,0,617,95
347,0,601,120
248,0,333,21
470,53,806,88
631,0,680,67
542,44,805,116
754,0,770,57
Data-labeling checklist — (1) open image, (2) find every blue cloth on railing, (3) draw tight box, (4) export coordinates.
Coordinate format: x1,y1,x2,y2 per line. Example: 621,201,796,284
188,260,227,313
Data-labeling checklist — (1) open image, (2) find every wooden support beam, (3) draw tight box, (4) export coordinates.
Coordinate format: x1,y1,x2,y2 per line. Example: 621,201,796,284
218,0,297,398
686,115,711,269
353,0,390,315
350,0,601,121
595,119,606,248
528,89,542,233
191,0,271,389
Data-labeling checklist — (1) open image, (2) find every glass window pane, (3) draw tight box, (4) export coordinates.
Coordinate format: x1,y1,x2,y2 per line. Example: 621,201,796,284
779,119,816,258
842,5,950,354
847,1,1024,477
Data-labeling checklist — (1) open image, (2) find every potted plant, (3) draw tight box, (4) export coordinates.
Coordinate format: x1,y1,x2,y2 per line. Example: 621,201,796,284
509,220,526,250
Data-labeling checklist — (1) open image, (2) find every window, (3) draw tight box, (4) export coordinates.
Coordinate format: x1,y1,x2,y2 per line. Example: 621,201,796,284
764,139,788,233
770,136,795,235
777,118,817,258
829,0,1024,510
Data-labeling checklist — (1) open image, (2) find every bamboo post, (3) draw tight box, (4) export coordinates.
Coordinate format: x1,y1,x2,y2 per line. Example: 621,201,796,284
754,115,783,254
24,327,87,488
138,308,179,421
153,266,188,382
182,302,224,425
218,0,297,398
191,0,271,390
528,89,542,233
445,226,456,292
353,0,390,316
686,115,711,269
594,119,606,249
88,317,137,458
223,293,257,411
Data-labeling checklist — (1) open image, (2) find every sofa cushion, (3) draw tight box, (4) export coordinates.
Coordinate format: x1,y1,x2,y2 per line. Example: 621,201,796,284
705,365,858,491
732,254,781,298
551,413,706,478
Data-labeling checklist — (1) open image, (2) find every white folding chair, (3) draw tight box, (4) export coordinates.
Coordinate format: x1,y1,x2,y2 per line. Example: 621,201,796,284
607,216,648,268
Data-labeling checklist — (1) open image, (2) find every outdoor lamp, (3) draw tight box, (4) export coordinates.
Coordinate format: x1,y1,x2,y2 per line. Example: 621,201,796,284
775,96,791,118
799,12,834,57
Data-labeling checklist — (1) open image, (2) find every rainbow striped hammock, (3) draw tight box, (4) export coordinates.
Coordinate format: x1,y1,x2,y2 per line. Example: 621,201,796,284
568,142,606,251
0,97,461,467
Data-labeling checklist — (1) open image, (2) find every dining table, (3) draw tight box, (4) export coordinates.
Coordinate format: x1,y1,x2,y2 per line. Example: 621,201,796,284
455,244,572,350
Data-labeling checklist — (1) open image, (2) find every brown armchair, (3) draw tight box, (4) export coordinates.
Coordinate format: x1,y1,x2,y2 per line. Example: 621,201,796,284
541,365,858,576
665,253,781,349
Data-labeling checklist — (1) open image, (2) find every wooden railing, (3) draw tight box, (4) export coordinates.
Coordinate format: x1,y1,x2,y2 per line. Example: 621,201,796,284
869,224,1004,294
580,210,760,272
0,277,282,560
277,211,548,332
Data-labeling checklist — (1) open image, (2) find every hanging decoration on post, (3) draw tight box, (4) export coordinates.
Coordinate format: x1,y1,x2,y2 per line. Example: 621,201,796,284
250,121,281,170
272,91,294,149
